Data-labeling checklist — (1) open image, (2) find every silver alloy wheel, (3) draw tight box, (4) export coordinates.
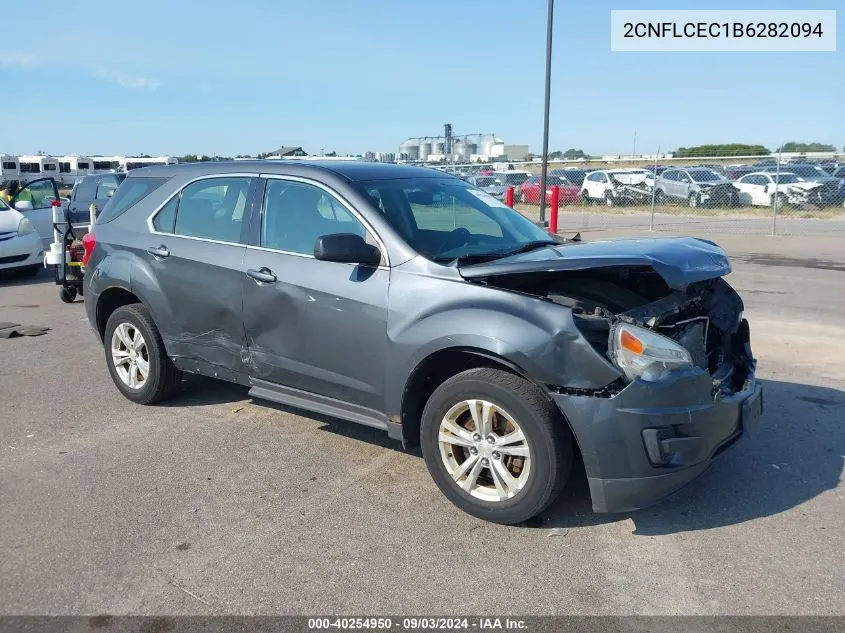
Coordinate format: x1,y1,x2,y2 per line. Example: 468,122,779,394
111,322,149,390
438,399,532,502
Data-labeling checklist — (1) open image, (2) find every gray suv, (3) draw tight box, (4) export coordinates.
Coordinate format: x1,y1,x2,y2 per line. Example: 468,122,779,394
655,168,738,207
83,161,761,524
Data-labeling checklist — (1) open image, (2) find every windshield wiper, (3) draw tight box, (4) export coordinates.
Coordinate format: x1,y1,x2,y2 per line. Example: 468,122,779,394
448,240,559,266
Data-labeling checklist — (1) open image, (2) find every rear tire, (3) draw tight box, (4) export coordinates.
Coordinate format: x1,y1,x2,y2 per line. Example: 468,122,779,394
59,286,77,303
420,368,572,525
654,189,665,205
104,304,182,404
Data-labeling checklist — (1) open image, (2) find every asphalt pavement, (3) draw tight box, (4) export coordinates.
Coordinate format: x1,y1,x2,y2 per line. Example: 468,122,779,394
0,231,842,615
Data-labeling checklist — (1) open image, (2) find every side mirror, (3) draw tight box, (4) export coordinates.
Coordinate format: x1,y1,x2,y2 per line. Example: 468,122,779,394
314,233,381,267
14,200,34,211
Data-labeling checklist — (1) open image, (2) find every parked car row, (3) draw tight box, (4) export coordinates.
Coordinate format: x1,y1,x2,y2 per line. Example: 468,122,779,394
449,161,845,209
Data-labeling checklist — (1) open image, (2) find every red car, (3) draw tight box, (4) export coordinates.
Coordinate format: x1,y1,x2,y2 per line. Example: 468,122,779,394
518,175,580,205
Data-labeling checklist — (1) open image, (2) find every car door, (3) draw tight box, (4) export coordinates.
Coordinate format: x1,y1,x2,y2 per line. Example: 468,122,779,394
10,177,60,246
145,175,255,372
241,176,389,412
68,177,97,225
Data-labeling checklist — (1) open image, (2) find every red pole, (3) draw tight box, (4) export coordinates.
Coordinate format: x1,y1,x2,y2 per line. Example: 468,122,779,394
506,186,514,208
549,185,560,235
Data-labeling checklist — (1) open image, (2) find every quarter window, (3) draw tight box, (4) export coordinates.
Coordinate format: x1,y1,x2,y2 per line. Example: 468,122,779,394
152,196,178,233
173,177,251,243
2,161,16,170
262,180,368,255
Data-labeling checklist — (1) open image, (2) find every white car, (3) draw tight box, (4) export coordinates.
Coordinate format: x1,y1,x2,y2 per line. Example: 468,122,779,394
5,176,64,247
0,197,44,276
581,169,653,206
733,171,823,207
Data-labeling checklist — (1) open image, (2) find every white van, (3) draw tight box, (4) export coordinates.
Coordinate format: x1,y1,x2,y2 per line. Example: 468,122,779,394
18,155,59,183
120,156,178,171
57,156,95,186
0,154,20,182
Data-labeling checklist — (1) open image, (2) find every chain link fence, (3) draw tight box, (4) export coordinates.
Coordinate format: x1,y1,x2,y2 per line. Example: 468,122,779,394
443,150,845,237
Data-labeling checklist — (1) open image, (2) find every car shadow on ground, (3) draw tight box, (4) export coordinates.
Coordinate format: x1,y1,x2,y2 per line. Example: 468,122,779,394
161,375,843,534
528,377,845,535
0,266,54,290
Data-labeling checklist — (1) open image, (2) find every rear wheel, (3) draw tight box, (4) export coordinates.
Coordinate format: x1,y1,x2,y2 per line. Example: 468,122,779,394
420,368,572,524
104,304,182,404
654,189,665,205
59,286,77,303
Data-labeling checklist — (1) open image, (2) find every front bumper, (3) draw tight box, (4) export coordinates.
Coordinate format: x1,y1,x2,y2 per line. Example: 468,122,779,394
0,232,43,271
552,367,762,513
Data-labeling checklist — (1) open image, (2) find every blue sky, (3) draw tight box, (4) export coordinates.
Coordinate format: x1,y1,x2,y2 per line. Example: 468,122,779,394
1,0,841,157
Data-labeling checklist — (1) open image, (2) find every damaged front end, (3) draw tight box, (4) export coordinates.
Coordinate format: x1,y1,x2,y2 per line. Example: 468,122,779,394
462,246,762,513
568,276,755,398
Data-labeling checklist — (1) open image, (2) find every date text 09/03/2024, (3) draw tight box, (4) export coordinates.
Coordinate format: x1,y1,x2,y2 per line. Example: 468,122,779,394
308,617,528,630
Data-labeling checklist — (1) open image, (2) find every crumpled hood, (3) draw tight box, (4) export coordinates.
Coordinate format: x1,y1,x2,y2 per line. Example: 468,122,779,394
458,236,731,290
784,181,823,192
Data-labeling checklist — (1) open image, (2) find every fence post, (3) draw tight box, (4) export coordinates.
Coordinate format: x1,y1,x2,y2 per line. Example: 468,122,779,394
506,186,514,208
549,185,559,235
649,145,660,231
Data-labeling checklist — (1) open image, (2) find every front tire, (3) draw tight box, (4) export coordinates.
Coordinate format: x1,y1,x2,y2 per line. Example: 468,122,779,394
104,304,182,404
604,191,615,207
688,193,700,208
420,368,572,524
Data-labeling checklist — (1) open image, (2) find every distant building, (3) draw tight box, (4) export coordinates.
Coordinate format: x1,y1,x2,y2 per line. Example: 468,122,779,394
503,145,529,161
266,146,307,158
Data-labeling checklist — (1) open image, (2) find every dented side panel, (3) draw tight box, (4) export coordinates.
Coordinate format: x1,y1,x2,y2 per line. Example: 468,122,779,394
384,262,623,421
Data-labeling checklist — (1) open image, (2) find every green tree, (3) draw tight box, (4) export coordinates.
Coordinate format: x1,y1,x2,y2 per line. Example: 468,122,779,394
180,154,199,163
549,150,563,160
778,142,836,153
325,151,337,157
675,144,770,158
563,148,587,159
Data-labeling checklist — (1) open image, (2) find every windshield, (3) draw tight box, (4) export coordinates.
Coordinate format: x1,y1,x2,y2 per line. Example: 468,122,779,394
495,172,531,186
789,165,829,179
689,170,722,182
353,177,552,262
0,197,8,211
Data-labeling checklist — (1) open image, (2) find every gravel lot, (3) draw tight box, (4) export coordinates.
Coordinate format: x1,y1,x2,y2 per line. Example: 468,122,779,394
1,232,843,615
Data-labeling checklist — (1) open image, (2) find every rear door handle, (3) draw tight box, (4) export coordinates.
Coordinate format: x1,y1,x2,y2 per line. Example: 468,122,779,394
146,245,170,259
247,267,277,283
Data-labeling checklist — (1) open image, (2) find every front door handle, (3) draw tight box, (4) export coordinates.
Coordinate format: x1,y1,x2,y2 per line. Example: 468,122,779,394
247,267,277,283
147,245,170,259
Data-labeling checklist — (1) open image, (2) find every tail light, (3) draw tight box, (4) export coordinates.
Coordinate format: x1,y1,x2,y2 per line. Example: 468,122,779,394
81,232,96,267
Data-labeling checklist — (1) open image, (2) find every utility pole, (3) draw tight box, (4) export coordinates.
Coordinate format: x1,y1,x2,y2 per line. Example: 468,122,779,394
632,130,637,160
538,0,555,225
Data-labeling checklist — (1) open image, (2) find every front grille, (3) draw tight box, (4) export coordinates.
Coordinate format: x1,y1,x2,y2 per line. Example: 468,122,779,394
0,232,15,242
0,254,28,265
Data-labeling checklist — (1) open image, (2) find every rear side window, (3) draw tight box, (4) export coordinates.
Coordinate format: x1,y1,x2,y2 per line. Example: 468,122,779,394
152,197,178,233
96,177,167,224
96,175,121,200
173,177,251,243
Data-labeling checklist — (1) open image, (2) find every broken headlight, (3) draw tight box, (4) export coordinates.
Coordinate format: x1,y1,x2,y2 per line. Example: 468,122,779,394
610,323,693,382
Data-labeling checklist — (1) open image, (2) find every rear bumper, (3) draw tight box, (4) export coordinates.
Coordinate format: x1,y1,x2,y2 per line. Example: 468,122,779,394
552,368,762,513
